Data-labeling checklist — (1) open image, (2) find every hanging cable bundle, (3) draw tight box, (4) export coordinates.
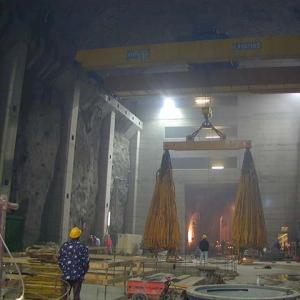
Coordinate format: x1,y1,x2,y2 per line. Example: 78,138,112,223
232,148,267,251
143,150,180,251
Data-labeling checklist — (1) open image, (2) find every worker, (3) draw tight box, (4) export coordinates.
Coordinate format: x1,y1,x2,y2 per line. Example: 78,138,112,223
90,234,101,246
199,234,209,265
273,240,281,251
104,234,113,254
58,226,89,300
221,240,226,256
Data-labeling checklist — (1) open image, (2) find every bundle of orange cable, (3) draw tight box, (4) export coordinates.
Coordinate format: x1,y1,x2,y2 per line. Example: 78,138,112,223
143,150,180,251
232,149,267,251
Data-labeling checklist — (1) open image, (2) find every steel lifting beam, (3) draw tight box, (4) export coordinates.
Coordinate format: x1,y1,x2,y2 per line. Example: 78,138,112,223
163,140,251,151
76,36,300,70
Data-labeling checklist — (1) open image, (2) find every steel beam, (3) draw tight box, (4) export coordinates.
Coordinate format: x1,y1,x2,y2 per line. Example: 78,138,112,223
76,36,300,70
0,42,28,198
95,111,115,236
164,140,251,151
60,81,80,242
103,67,300,96
0,194,18,296
77,77,143,129
103,95,143,129
125,130,140,233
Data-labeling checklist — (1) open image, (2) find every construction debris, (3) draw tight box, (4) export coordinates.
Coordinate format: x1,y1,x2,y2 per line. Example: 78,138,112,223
4,247,153,299
4,255,64,299
26,243,58,263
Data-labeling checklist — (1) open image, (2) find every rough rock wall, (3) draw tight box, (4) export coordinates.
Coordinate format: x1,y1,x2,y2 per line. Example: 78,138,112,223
70,101,103,241
11,75,133,244
110,131,130,233
12,81,61,246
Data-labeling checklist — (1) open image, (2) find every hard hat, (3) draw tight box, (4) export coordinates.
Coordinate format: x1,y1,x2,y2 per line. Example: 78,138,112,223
202,234,207,239
69,227,82,239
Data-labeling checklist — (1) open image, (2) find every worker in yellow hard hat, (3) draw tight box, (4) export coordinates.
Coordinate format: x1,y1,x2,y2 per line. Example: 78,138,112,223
69,226,82,239
58,226,89,300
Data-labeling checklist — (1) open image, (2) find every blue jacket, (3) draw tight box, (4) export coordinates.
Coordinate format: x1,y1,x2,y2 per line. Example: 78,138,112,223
199,239,209,251
58,239,89,281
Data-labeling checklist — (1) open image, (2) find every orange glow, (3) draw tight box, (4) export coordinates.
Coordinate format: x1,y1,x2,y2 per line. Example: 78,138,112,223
187,212,200,247
188,227,193,244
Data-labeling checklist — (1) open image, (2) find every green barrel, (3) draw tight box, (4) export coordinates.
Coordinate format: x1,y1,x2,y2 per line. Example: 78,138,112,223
5,215,24,251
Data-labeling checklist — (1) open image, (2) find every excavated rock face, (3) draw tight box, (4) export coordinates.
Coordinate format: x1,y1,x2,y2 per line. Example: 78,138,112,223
11,74,133,245
12,82,61,246
110,132,130,234
70,102,103,241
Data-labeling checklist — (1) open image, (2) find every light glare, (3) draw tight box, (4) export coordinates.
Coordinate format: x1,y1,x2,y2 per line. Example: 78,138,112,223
107,211,111,226
289,93,300,97
205,135,220,139
163,97,175,108
188,227,193,244
159,97,182,119
211,165,224,170
194,96,211,106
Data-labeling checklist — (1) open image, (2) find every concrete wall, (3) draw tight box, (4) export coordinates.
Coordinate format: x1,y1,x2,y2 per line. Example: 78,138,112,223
110,131,131,233
237,94,300,242
134,94,300,250
297,137,300,240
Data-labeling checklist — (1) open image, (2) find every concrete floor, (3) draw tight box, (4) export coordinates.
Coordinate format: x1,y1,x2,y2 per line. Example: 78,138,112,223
229,261,300,292
80,284,125,300
80,261,300,299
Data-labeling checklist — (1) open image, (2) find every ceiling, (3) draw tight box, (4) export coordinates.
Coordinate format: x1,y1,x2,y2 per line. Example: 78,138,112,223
10,0,300,59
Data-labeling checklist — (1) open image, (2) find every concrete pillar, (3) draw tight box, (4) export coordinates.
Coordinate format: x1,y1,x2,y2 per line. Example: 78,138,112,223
175,183,186,254
296,142,300,240
95,111,115,236
60,81,80,242
0,42,28,198
125,130,141,233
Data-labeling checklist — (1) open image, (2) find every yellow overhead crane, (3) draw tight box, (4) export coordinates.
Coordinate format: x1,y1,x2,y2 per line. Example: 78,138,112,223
76,36,300,95
76,36,300,69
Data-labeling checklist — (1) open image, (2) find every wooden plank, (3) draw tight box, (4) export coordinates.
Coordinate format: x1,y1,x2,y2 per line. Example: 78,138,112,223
173,276,205,289
89,260,133,269
89,254,150,262
163,139,251,151
88,269,124,275
3,257,39,264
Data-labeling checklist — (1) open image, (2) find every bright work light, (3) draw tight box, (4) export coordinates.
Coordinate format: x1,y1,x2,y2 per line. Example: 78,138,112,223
159,97,182,119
